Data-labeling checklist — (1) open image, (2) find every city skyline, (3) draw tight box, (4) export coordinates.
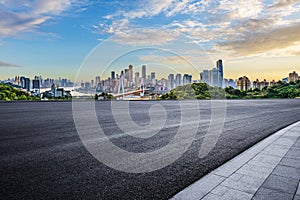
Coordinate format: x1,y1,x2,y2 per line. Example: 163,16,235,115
0,1,299,81
5,61,299,95
2,62,298,84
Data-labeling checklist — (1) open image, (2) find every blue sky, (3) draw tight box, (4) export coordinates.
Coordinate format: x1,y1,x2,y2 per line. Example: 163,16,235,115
0,0,300,81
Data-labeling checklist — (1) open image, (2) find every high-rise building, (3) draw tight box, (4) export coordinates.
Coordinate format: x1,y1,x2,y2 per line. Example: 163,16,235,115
217,59,224,87
253,79,261,90
237,76,251,91
20,76,25,88
32,79,40,94
135,72,140,86
175,73,182,87
124,69,129,81
142,65,146,79
95,76,101,86
253,79,270,90
24,78,30,92
289,71,299,82
200,70,210,85
129,65,133,82
111,71,115,80
183,74,192,85
14,76,19,85
187,75,192,84
168,74,175,90
228,79,237,88
150,72,155,80
210,68,219,86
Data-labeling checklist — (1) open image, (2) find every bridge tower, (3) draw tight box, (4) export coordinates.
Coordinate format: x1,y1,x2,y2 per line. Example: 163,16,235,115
118,71,125,100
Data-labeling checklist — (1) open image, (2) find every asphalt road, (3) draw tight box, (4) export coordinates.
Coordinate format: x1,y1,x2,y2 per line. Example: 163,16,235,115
0,100,300,199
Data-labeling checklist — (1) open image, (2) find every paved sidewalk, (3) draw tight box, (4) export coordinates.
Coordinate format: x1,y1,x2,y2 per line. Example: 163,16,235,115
172,121,300,200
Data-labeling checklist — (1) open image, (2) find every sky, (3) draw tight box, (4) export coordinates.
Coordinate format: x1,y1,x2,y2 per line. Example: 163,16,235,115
0,0,300,81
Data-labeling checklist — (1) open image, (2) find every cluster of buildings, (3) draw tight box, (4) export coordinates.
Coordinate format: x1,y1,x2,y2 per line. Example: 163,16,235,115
236,71,299,91
12,76,73,90
42,83,71,99
288,71,299,82
80,64,194,94
200,60,237,89
2,62,299,95
199,60,299,91
2,75,73,98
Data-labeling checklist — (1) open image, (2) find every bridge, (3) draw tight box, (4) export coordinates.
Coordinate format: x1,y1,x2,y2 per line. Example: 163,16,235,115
113,89,150,99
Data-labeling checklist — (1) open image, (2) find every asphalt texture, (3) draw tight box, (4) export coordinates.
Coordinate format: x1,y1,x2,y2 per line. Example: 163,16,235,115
0,100,300,200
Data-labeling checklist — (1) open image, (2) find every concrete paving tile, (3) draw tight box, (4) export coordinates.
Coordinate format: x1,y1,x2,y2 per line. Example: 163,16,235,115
222,189,253,200
214,133,282,178
283,131,299,138
285,149,300,160
247,160,277,169
253,187,294,200
235,163,273,179
263,175,298,194
293,140,300,148
262,145,290,157
252,154,282,165
201,193,227,200
221,174,264,194
280,157,300,169
294,195,300,200
291,146,300,151
210,185,230,196
173,174,225,200
273,138,296,147
227,173,243,181
273,165,300,179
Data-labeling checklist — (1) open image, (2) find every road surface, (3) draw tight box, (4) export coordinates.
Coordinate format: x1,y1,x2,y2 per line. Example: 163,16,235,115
0,100,299,199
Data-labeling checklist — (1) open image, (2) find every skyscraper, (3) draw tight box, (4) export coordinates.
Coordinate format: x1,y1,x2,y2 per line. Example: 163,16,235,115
168,74,175,90
135,72,140,86
111,71,115,80
200,70,210,85
95,76,101,85
24,78,30,92
20,76,25,88
210,68,219,86
150,72,155,80
142,65,146,79
175,73,182,87
289,71,299,82
124,69,129,81
237,76,251,91
129,65,133,82
217,59,224,87
32,79,40,94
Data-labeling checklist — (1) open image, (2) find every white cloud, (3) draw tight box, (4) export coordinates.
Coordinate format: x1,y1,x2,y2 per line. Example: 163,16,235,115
97,0,300,57
112,28,180,46
0,0,87,38
216,23,300,57
0,61,22,67
270,0,300,8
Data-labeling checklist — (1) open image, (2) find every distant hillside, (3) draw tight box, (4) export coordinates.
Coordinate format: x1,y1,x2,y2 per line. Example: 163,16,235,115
0,83,40,101
159,81,300,100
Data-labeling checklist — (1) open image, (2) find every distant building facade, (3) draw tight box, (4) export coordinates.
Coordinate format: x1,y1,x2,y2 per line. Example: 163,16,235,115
200,59,224,87
289,71,299,82
237,76,251,91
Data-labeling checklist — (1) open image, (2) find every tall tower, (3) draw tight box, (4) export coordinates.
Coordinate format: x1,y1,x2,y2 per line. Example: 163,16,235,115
111,71,115,80
142,65,146,79
175,73,182,87
216,59,223,87
168,74,175,90
129,65,133,82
